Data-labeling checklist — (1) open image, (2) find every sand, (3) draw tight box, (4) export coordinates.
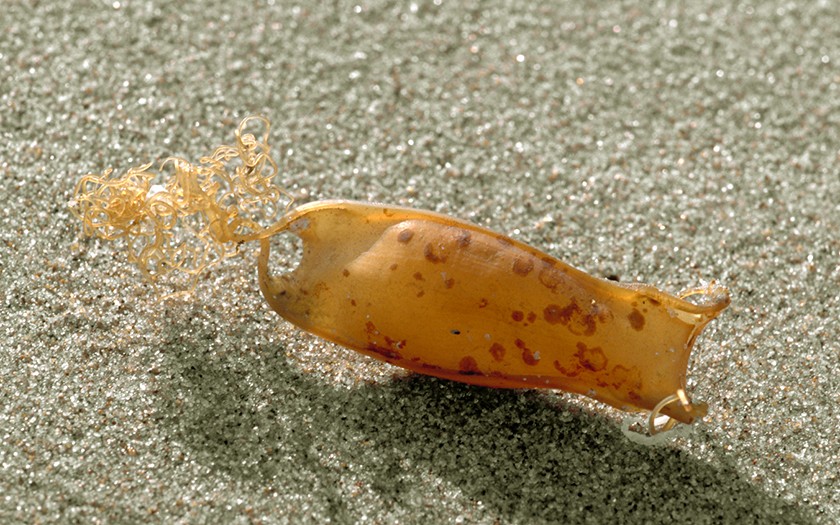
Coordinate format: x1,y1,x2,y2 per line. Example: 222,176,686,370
1,1,836,523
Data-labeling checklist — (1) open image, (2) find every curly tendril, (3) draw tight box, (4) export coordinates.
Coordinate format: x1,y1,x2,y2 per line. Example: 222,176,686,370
70,116,293,289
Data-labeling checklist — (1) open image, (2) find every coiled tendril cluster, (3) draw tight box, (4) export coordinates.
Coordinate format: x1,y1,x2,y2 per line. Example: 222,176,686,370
71,116,292,289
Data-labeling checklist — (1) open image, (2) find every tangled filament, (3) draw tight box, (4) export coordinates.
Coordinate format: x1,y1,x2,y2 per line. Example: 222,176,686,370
71,116,292,288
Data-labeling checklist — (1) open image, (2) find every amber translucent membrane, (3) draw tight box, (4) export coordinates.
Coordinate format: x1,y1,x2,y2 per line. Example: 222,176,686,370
258,200,730,424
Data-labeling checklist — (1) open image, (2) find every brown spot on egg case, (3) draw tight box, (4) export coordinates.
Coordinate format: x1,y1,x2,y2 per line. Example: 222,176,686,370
454,230,472,248
553,360,582,377
628,309,645,331
515,338,540,365
575,342,607,372
610,366,629,388
542,302,597,336
365,321,379,336
459,356,482,375
543,303,569,324
538,264,563,290
579,315,597,336
512,257,534,276
537,257,565,292
444,277,455,289
397,229,414,243
610,365,642,391
384,335,406,349
424,242,447,263
511,310,524,322
489,342,506,361
363,321,405,360
544,302,582,326
367,343,402,360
